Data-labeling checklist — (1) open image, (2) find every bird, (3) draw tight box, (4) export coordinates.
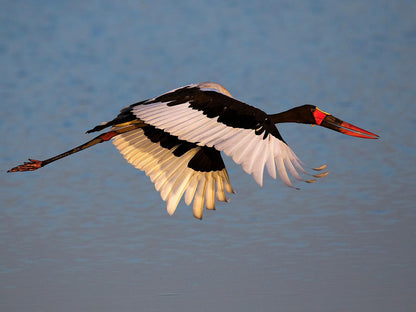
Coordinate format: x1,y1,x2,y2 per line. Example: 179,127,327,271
8,82,378,219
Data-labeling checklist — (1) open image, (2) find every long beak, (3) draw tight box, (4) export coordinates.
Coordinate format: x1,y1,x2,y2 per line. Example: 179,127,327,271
320,114,379,139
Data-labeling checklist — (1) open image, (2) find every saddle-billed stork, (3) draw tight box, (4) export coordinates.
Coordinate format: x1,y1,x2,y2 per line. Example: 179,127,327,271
8,82,378,219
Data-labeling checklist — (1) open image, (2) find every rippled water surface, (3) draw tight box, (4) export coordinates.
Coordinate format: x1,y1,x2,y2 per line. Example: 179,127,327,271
1,1,415,311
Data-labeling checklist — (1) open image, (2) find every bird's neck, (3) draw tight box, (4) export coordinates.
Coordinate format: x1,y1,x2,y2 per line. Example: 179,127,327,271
269,105,316,124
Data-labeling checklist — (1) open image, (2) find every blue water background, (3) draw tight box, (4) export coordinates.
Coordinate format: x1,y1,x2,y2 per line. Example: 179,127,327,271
1,1,415,311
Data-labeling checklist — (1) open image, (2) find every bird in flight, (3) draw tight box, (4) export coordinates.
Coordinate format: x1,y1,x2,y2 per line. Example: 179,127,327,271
8,82,378,219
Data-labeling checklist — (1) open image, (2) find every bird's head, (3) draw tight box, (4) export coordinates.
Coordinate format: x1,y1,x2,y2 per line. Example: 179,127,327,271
270,104,379,139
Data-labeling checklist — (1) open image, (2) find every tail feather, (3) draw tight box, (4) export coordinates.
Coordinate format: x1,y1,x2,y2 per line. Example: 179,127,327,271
86,122,111,133
86,108,139,134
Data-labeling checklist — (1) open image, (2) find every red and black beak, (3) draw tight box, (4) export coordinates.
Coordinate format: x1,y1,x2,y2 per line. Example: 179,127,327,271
313,107,379,139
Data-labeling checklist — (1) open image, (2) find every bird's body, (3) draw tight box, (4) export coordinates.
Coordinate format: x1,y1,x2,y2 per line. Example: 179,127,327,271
9,82,378,219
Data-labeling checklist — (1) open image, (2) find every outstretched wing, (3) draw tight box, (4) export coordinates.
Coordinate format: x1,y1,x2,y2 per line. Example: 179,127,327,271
111,124,233,219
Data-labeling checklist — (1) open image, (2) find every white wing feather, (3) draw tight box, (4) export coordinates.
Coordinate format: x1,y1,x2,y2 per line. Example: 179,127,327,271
132,102,310,187
112,128,232,218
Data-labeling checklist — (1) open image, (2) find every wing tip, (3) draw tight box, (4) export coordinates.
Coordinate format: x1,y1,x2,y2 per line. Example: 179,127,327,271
313,171,329,178
313,164,327,171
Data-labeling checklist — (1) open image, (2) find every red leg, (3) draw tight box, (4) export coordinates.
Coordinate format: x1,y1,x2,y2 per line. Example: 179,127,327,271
99,131,119,141
8,123,144,173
